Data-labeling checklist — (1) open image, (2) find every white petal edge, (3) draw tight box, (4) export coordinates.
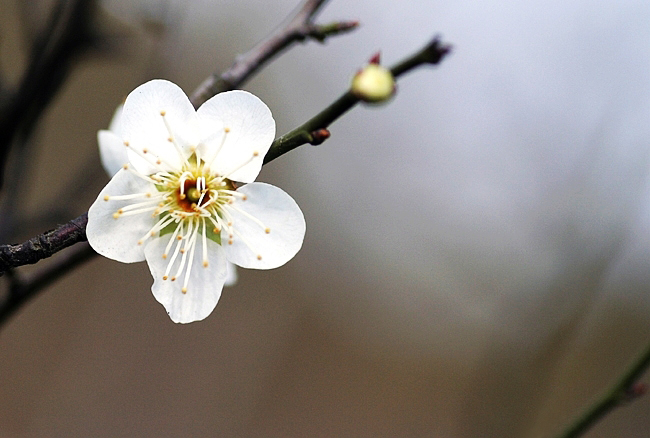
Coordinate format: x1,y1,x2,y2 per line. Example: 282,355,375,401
223,182,305,269
121,80,197,174
87,169,156,263
98,130,128,177
224,261,238,286
144,232,228,323
197,90,275,183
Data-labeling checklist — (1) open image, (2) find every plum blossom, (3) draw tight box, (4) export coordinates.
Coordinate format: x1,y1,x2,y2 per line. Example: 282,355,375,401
87,80,305,323
97,104,239,287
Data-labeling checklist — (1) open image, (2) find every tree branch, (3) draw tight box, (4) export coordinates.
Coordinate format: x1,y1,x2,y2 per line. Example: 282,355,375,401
264,36,451,164
0,213,88,276
189,0,358,108
554,341,650,438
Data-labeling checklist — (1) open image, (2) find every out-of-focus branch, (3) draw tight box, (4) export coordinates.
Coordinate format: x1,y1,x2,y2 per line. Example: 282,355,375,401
554,342,650,438
0,213,88,276
264,36,451,164
0,242,95,325
189,0,358,108
0,0,100,190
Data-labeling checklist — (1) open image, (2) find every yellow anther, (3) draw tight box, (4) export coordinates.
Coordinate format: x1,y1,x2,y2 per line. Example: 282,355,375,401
104,195,110,201
112,213,120,219
224,127,230,133
203,261,208,267
160,110,166,116
163,275,168,280
257,255,262,260
265,228,271,234
181,288,187,294
253,151,259,157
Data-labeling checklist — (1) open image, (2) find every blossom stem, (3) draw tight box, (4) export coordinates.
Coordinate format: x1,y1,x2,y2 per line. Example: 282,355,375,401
553,340,650,438
263,36,452,164
189,0,358,107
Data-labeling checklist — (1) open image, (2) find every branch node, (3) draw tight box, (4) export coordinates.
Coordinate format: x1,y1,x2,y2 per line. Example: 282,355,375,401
309,129,330,145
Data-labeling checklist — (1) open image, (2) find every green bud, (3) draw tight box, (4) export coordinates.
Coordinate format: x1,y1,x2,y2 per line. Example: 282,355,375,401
351,64,396,103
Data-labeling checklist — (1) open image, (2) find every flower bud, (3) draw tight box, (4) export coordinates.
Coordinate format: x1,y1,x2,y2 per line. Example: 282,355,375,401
351,64,396,103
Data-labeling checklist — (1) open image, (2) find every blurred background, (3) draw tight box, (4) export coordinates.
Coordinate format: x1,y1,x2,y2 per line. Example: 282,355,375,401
1,0,650,436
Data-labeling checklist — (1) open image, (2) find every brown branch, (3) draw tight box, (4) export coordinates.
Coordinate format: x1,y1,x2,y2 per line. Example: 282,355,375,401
0,213,88,276
189,0,358,108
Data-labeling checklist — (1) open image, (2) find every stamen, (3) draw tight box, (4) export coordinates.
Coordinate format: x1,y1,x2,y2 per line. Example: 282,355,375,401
162,218,183,259
163,222,186,280
230,226,263,262
201,218,208,267
203,127,230,171
182,226,200,294
104,192,161,202
221,151,260,180
224,202,270,233
160,111,190,166
137,214,175,246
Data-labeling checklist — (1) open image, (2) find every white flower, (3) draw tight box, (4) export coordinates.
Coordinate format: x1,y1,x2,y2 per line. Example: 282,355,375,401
88,79,305,323
97,103,240,287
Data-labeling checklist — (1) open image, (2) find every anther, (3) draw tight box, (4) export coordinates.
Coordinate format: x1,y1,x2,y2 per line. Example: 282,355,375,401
142,148,148,154
224,127,230,133
163,275,168,280
162,254,168,259
181,288,187,294
265,228,271,234
112,213,120,219
257,255,262,260
167,137,173,142
228,239,233,245
122,164,129,169
160,110,166,116
171,276,176,281
203,261,208,267
104,195,110,201
124,141,130,147
137,240,143,245
253,151,259,157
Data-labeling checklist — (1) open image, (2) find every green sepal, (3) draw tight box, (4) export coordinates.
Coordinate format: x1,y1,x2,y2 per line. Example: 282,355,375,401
157,214,222,245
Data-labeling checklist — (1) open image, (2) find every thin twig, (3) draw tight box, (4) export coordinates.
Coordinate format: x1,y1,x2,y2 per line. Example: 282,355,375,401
554,342,650,438
0,243,96,326
189,0,358,108
264,36,451,164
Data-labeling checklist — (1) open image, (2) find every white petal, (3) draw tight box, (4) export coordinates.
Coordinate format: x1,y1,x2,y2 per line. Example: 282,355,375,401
224,261,238,287
121,80,197,174
87,169,156,263
223,183,305,269
197,90,275,183
108,103,124,134
144,233,228,323
98,130,128,177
